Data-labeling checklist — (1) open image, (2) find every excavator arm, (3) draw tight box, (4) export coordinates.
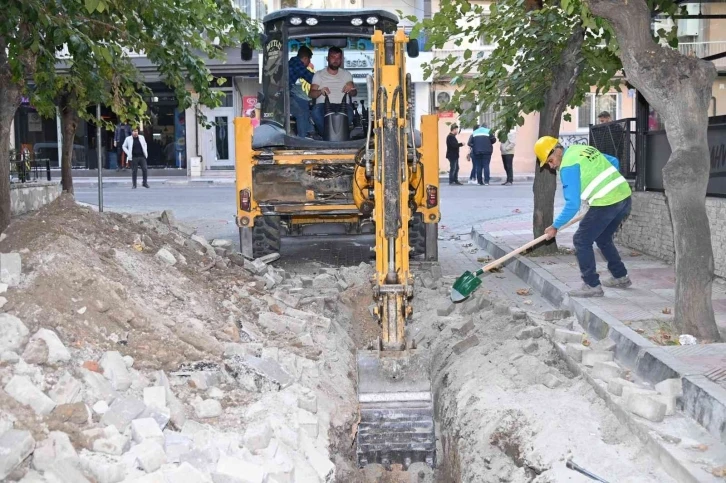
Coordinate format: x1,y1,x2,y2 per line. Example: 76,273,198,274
356,29,438,471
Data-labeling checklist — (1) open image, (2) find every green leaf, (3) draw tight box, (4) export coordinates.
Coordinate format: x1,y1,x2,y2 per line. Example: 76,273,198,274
85,0,100,13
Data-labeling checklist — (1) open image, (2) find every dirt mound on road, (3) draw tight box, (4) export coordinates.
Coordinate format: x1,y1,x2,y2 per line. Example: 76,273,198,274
1,194,246,371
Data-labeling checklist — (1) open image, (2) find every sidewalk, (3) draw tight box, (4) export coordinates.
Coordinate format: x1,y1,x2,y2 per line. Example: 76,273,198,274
472,215,726,445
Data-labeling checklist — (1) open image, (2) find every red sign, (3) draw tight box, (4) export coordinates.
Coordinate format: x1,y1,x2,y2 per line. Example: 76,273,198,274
438,111,455,118
242,96,257,116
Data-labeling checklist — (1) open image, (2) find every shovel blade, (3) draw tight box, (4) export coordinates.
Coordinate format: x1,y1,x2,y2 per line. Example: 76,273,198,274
450,271,482,302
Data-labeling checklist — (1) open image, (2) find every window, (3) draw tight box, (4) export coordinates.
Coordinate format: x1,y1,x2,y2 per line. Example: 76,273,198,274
577,93,618,130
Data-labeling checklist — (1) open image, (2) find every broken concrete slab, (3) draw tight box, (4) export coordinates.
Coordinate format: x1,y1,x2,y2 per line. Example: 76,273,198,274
565,343,589,363
31,328,71,364
134,440,167,473
522,341,539,354
243,420,273,452
0,430,35,480
49,372,83,405
213,455,266,483
78,449,126,483
257,312,306,335
44,459,91,483
80,368,118,405
0,252,22,286
4,375,56,415
22,337,48,364
33,431,79,472
244,258,268,276
553,329,583,345
516,327,543,340
225,355,294,390
543,309,571,321
132,418,165,446
194,398,223,419
592,361,624,381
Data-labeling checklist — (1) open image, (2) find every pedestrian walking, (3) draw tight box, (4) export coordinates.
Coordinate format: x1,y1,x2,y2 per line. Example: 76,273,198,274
446,124,463,185
466,126,478,184
535,136,633,298
122,127,149,189
500,131,515,185
468,124,497,185
114,121,132,171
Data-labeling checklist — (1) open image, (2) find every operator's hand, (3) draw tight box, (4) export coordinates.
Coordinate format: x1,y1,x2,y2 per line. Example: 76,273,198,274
321,87,331,96
342,84,354,94
544,226,558,240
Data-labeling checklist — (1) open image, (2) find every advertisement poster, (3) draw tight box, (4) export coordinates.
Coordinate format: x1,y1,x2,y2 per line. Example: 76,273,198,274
242,96,257,116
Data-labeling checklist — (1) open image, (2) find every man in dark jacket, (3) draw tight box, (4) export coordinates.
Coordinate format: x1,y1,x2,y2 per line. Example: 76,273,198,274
446,124,463,185
114,122,132,170
467,124,497,185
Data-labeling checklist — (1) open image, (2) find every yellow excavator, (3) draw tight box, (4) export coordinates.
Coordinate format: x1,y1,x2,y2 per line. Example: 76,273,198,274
234,9,439,469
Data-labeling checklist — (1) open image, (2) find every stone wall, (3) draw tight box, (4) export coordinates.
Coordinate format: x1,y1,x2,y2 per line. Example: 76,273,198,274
10,182,61,217
616,191,726,278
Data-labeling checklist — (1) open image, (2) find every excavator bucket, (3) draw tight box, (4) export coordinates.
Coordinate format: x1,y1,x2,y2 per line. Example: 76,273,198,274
356,349,436,470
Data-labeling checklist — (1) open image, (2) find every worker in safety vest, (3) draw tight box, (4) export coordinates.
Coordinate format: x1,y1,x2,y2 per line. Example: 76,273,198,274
534,136,633,297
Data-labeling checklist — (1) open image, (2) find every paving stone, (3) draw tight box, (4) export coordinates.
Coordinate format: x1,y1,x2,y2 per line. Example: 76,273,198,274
93,401,110,415
79,449,127,483
88,426,131,456
0,409,15,435
0,252,22,286
226,355,293,390
1,350,19,363
164,431,193,463
553,329,583,344
244,420,272,452
582,350,614,367
257,253,281,264
81,368,118,404
49,371,83,405
298,410,318,438
272,291,302,309
283,308,331,330
134,441,167,473
452,319,475,337
516,327,543,340
509,307,527,320
452,335,480,355
543,310,572,321
297,389,317,414
244,259,268,276
607,378,638,397
18,470,46,483
301,435,335,482
436,301,456,317
655,378,683,398
211,239,233,249
213,455,266,483
132,418,165,446
143,386,167,409
179,447,220,475
100,351,133,391
44,459,91,483
565,343,589,362
0,430,35,480
0,313,29,353
522,341,538,354
591,361,624,381
653,394,677,416
101,397,146,432
4,375,56,415
626,393,667,422
194,398,222,419
257,312,306,335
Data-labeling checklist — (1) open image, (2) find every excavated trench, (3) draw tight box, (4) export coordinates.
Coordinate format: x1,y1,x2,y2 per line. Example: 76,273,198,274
327,262,676,483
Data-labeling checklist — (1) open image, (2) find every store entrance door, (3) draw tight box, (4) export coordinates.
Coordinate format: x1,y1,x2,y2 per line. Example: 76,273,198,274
201,106,235,169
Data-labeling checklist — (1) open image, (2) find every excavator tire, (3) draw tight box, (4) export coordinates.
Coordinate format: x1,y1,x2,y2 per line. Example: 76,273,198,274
409,212,426,258
252,216,281,258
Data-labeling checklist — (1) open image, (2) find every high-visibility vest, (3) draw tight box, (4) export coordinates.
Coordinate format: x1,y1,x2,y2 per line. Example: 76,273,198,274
561,145,631,207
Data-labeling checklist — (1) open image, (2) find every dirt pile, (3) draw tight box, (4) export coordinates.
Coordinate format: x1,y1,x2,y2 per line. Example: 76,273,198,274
0,195,374,482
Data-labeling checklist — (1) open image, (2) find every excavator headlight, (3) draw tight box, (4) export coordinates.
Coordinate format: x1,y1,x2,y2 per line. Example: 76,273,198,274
239,188,251,211
366,16,379,25
351,17,363,26
290,17,303,25
305,17,318,25
426,185,438,208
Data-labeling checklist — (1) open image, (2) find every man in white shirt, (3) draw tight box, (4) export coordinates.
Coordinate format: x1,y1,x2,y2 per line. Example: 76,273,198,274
122,127,149,189
309,47,357,137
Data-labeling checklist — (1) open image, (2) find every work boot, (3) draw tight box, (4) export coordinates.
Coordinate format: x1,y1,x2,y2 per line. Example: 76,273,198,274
143,183,150,189
601,275,632,288
568,283,604,298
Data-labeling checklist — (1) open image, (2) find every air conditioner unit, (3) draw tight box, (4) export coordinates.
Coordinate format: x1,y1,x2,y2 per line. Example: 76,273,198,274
678,3,700,37
435,91,451,107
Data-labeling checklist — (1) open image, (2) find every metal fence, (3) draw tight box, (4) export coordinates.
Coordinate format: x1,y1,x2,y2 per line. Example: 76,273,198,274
589,118,636,179
10,150,52,183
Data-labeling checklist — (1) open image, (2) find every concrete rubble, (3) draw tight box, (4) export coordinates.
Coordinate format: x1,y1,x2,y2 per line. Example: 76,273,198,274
0,198,367,483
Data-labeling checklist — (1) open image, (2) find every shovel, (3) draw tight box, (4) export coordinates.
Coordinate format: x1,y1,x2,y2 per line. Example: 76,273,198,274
450,213,585,302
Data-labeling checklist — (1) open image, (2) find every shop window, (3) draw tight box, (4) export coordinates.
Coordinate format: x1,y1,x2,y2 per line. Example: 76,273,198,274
577,93,619,130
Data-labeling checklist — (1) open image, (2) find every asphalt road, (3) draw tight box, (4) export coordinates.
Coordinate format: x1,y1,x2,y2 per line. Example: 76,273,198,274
75,181,563,269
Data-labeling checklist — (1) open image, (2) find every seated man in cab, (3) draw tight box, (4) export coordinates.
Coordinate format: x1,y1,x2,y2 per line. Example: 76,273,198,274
309,47,356,136
288,46,316,138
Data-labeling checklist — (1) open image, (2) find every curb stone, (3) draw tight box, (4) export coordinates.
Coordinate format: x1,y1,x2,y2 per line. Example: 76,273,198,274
472,227,726,445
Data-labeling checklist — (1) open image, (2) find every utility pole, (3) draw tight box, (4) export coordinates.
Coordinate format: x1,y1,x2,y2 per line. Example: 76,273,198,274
97,104,103,212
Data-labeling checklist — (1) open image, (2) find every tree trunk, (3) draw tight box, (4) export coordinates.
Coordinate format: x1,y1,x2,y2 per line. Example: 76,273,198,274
588,0,721,341
58,92,79,195
532,27,585,254
0,38,22,232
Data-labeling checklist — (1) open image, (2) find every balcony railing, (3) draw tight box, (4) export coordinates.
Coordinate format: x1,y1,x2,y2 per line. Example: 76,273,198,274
677,41,726,68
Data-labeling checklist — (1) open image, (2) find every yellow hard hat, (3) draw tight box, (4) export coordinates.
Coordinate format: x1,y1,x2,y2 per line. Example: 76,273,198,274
534,136,559,166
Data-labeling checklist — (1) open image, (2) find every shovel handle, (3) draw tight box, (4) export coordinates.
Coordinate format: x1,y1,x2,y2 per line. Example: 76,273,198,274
476,212,585,275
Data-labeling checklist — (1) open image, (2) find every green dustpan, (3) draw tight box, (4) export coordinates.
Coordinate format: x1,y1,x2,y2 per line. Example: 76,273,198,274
450,214,585,303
